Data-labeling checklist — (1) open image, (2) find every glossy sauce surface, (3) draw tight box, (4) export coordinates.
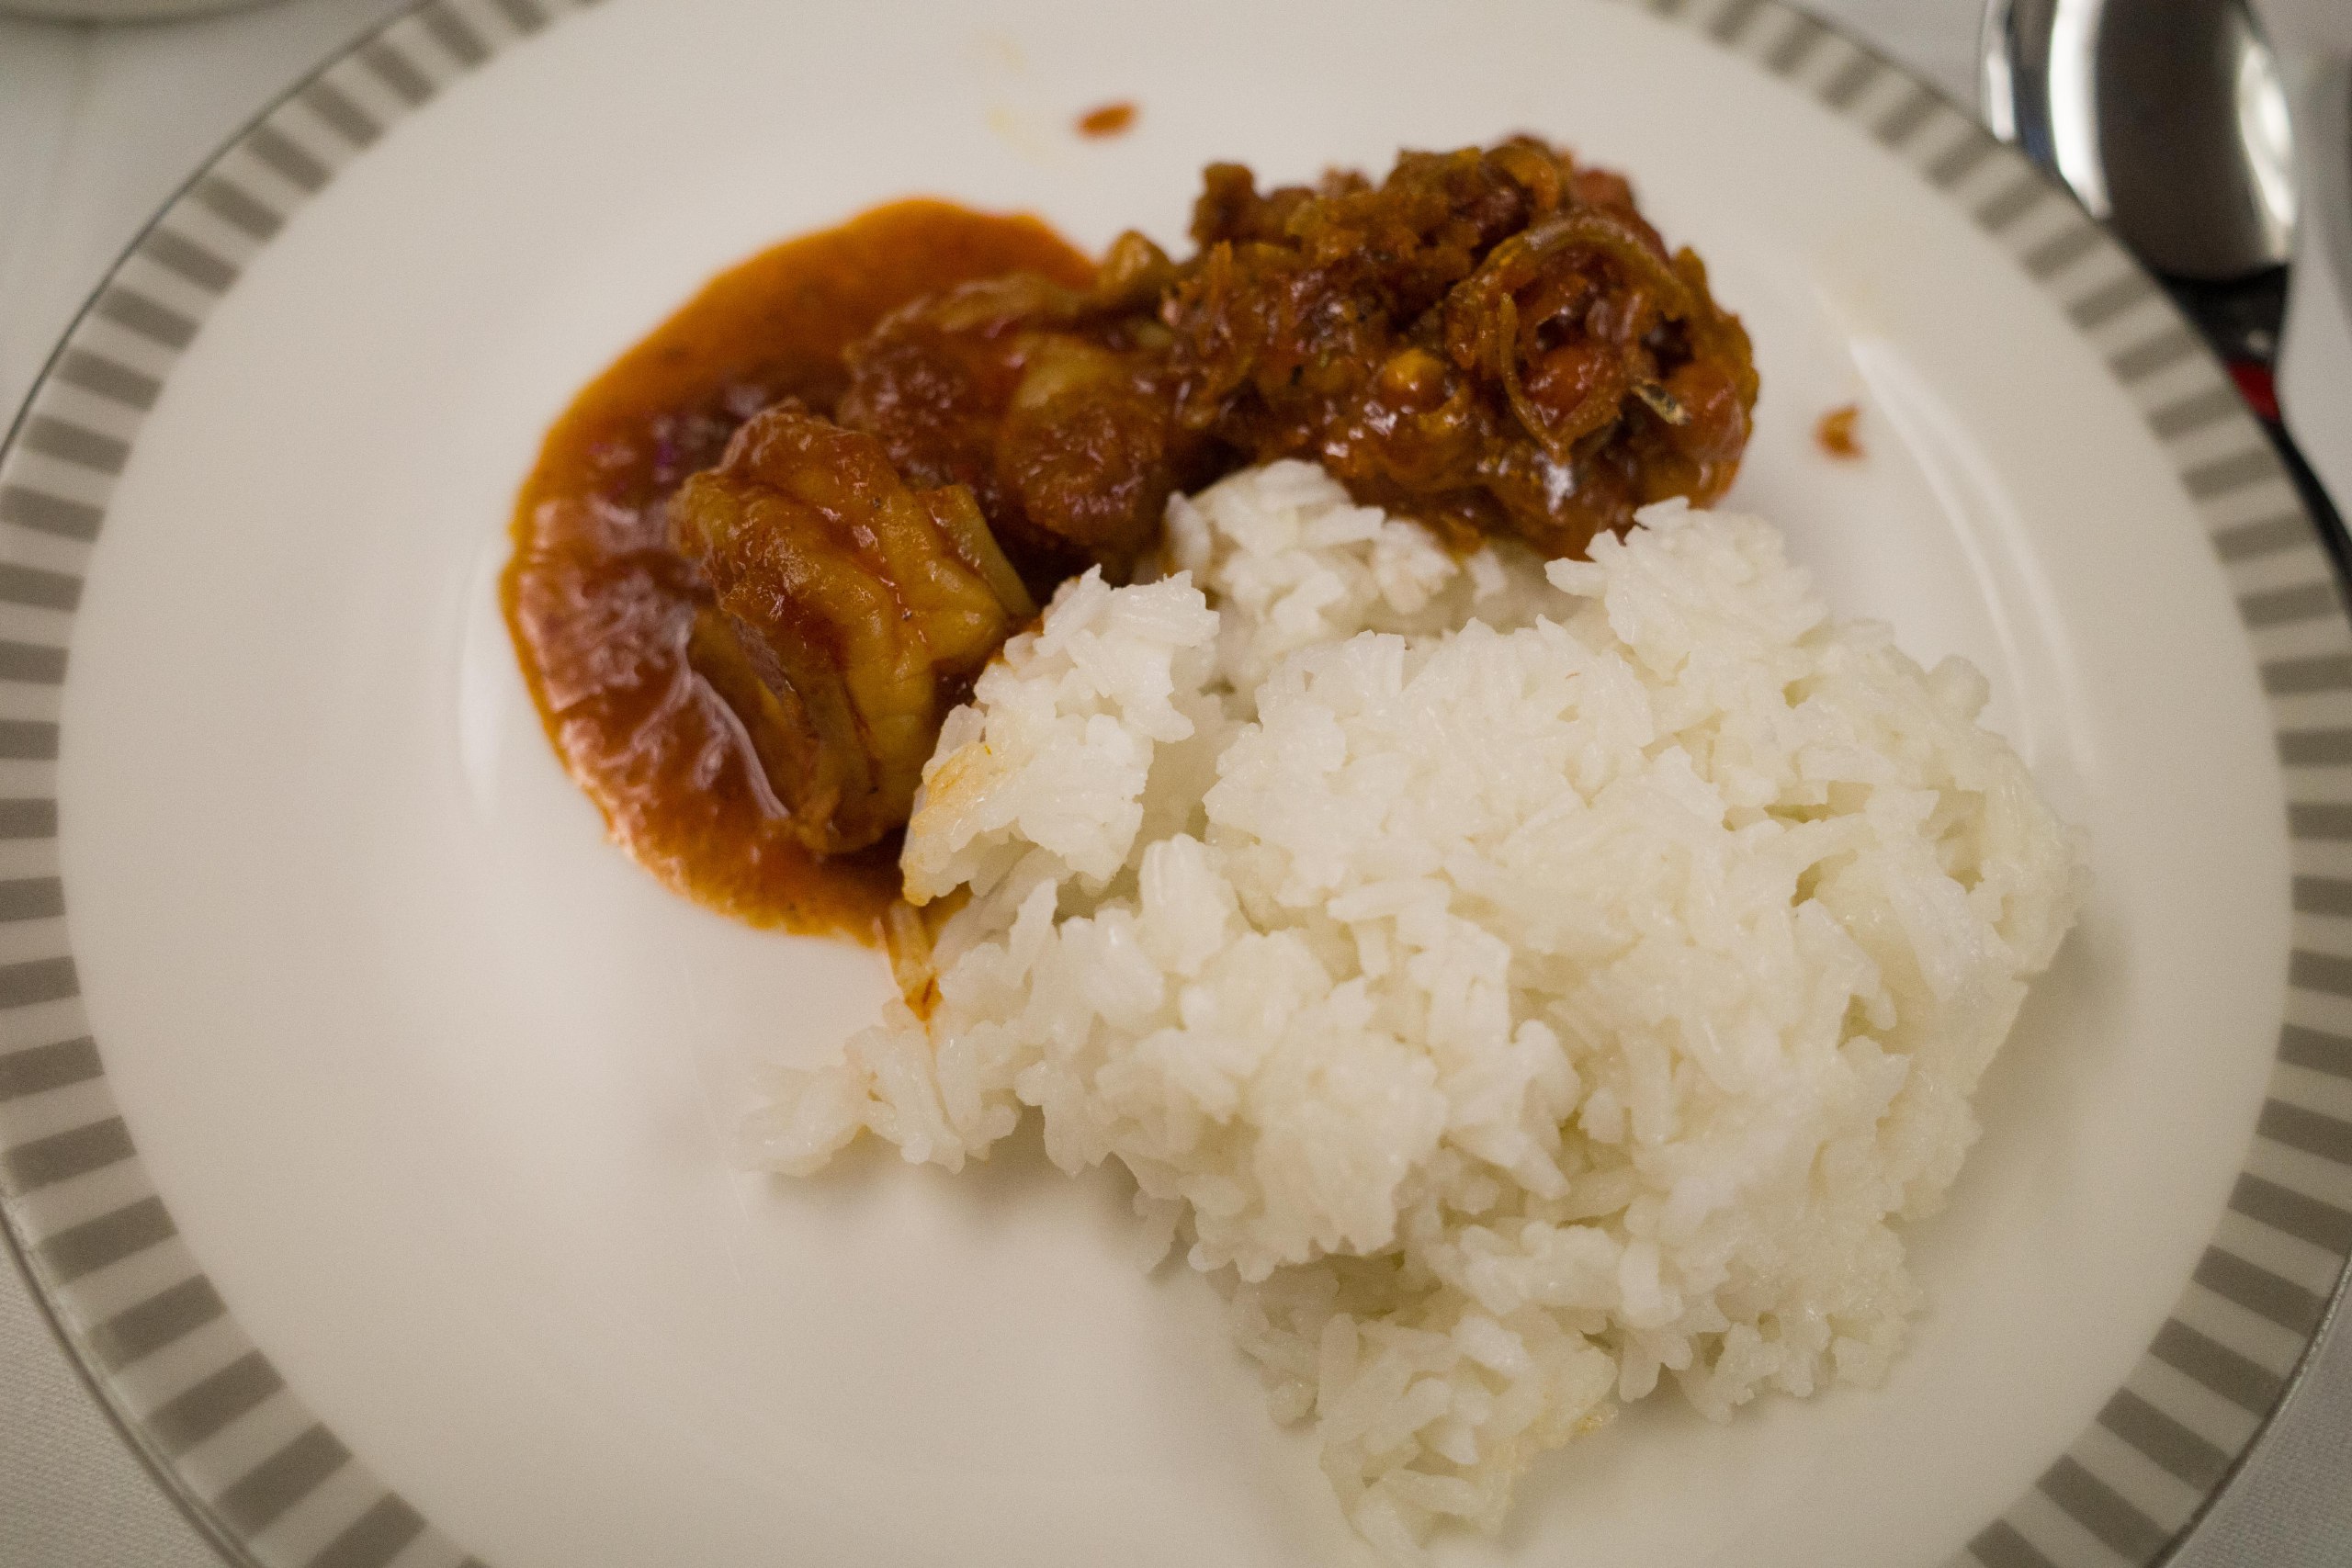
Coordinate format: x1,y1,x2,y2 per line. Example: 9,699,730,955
503,202,1094,936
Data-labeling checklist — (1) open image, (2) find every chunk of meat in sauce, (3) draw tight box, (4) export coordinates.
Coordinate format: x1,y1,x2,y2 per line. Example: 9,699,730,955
503,202,1090,932
670,406,1035,854
836,234,1213,588
1163,140,1758,558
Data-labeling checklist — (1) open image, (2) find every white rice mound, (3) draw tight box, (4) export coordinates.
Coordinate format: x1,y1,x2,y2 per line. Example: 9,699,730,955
749,461,2086,1555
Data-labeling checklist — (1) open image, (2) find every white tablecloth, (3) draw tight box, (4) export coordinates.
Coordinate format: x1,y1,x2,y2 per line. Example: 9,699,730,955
1,3,2345,1563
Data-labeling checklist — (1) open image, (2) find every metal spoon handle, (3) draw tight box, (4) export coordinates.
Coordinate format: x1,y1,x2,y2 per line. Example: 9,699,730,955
1984,0,2348,566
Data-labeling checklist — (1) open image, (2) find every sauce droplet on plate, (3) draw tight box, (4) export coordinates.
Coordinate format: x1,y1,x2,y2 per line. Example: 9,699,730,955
1815,402,1862,459
1076,100,1137,138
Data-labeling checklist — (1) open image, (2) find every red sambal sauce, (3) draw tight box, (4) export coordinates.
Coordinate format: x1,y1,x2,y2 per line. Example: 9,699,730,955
501,201,1095,938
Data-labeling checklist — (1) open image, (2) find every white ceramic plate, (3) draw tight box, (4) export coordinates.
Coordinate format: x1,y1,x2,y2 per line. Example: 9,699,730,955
4,2,2349,1566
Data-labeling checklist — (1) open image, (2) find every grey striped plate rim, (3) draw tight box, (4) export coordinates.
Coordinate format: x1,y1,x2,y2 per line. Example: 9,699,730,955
1,2,2347,1566
0,9,582,1567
